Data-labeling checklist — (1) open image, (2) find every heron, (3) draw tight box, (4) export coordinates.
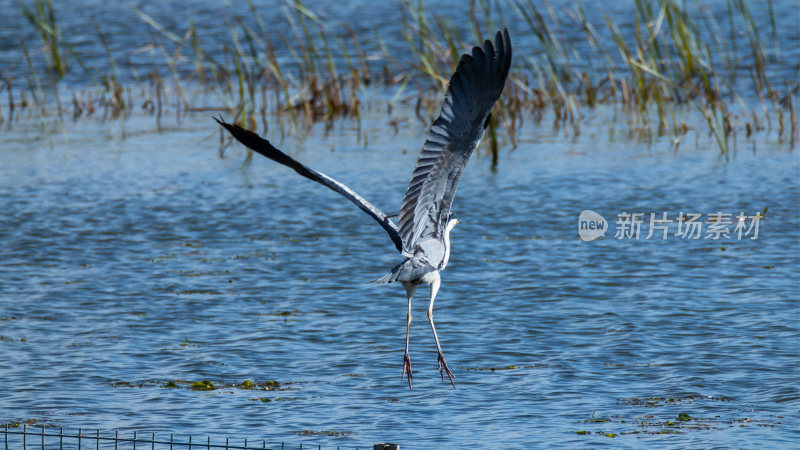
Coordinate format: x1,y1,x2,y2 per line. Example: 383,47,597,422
215,29,511,389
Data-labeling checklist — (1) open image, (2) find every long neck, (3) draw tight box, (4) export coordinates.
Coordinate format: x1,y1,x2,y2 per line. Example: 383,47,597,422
439,222,455,271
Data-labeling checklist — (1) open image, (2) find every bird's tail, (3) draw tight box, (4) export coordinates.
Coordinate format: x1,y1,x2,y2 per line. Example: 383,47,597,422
373,271,398,284
373,257,436,284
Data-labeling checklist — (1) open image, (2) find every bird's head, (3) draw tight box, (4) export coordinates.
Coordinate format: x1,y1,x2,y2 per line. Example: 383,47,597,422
446,212,459,232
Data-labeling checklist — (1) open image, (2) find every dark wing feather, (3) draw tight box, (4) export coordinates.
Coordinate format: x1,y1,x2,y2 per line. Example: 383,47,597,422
215,117,403,252
398,29,512,255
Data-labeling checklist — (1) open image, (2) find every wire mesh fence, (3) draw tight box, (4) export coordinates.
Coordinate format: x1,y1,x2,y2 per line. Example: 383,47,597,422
2,425,399,450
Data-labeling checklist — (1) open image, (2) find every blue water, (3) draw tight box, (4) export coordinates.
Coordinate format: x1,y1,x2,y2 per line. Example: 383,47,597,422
1,0,799,447
1,106,798,447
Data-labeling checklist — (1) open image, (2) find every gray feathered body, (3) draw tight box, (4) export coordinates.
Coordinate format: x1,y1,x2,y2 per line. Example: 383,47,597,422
216,30,513,389
375,29,512,284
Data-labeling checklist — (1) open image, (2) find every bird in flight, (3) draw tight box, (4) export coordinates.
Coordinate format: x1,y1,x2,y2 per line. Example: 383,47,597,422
215,29,511,389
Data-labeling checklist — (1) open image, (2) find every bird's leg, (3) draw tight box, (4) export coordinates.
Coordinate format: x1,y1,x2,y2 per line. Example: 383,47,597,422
402,283,416,390
427,274,455,387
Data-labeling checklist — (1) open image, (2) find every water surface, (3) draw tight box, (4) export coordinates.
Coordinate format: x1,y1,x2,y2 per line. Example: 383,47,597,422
1,108,798,447
1,0,799,447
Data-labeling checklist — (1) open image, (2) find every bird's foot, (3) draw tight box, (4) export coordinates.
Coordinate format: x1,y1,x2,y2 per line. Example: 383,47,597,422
402,352,413,390
438,353,456,388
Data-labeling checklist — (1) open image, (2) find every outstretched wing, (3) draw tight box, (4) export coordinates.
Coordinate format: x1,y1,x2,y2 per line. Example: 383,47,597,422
215,117,403,252
397,29,512,256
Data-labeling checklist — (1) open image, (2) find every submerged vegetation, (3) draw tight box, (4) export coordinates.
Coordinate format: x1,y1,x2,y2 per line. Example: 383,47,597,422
570,395,790,437
2,0,797,153
111,378,284,391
